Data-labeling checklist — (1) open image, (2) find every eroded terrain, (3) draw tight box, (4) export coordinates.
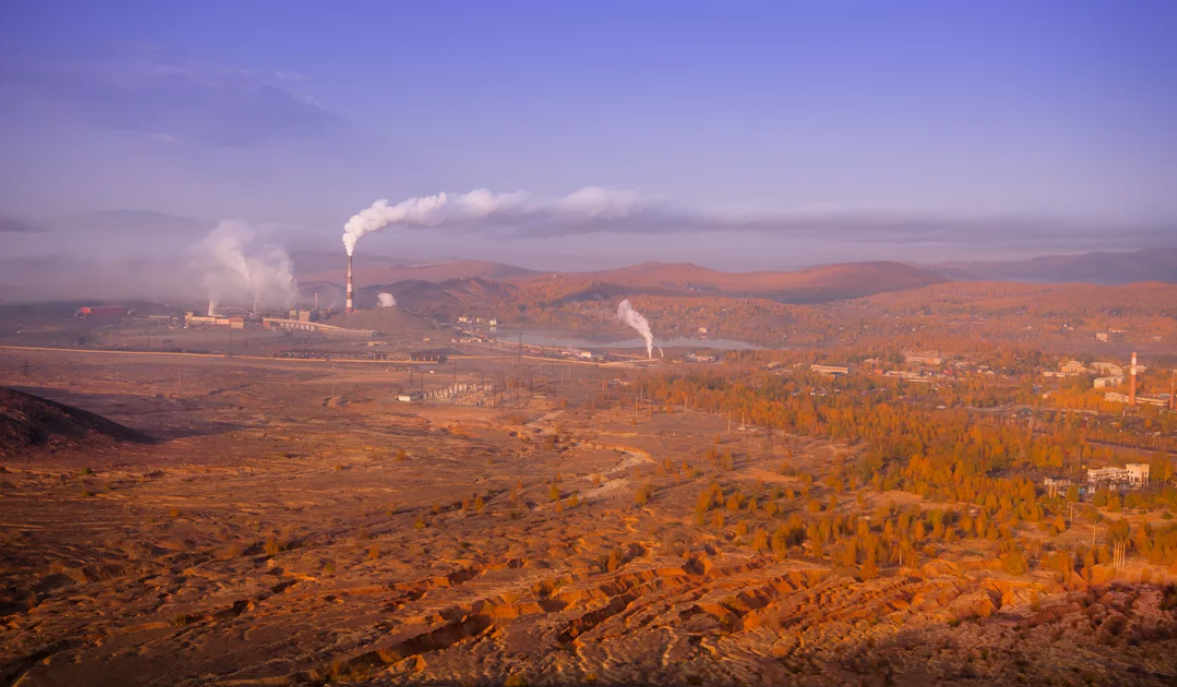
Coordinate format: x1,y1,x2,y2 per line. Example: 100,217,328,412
2,349,1175,686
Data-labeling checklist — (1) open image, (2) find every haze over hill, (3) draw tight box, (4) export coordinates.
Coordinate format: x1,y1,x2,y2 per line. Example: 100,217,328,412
0,218,42,233
297,257,539,286
559,261,948,302
931,247,1177,285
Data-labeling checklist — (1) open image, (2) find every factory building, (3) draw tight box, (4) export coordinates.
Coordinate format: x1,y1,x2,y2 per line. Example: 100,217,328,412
811,364,850,376
184,313,245,328
76,306,129,318
1091,361,1123,376
903,351,942,365
1086,463,1150,488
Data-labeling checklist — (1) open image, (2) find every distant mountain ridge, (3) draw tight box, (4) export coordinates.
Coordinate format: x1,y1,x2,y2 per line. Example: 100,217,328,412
53,209,212,236
526,260,948,303
294,258,948,306
297,258,541,285
0,218,43,233
931,247,1177,285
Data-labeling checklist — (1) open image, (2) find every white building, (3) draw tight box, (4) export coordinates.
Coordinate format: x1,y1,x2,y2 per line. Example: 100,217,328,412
811,364,850,376
1087,463,1149,488
904,351,942,365
1094,375,1124,389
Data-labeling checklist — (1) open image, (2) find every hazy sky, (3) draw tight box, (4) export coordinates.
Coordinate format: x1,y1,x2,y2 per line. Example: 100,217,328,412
1,0,1175,268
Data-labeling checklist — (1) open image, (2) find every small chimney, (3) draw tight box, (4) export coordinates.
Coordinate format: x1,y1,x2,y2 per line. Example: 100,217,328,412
1128,352,1137,406
346,255,355,314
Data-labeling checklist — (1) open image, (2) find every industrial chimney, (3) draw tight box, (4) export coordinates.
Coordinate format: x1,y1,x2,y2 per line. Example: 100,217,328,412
1170,370,1175,411
1128,351,1137,406
346,254,355,314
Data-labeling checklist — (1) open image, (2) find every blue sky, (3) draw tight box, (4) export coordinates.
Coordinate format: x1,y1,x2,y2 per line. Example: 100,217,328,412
1,0,1175,269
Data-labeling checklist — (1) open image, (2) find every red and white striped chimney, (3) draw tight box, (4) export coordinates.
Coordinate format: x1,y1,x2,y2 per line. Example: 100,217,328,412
1129,351,1137,406
346,254,355,314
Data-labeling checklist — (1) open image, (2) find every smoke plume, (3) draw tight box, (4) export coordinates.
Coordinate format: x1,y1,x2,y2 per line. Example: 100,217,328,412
342,187,645,254
338,187,1177,251
617,299,654,359
195,220,298,312
377,292,396,307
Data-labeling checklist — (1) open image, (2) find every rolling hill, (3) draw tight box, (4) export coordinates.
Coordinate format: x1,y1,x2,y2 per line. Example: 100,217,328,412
932,247,1177,285
526,260,948,303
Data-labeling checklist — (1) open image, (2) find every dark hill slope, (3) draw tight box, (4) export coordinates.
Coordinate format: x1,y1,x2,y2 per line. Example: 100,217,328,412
0,387,153,458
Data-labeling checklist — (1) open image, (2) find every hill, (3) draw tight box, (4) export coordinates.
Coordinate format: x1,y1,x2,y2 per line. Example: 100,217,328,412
525,260,947,304
321,303,438,334
0,387,153,458
289,251,420,277
933,247,1177,285
0,218,43,233
53,209,211,239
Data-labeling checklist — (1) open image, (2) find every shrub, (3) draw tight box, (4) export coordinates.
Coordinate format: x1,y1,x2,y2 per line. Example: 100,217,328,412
1002,551,1028,575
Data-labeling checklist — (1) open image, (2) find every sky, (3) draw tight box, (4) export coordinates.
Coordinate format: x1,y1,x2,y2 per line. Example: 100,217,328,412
1,0,1175,270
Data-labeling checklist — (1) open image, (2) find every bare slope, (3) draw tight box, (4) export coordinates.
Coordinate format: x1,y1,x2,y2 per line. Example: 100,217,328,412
0,387,152,458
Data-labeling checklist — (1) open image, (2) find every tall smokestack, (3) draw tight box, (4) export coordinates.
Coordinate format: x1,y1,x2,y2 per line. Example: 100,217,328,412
1169,370,1175,411
1129,352,1137,406
346,255,355,314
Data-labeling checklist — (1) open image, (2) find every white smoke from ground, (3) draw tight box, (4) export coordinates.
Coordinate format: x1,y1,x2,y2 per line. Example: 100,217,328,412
195,220,298,312
342,187,646,255
377,292,396,307
617,299,654,359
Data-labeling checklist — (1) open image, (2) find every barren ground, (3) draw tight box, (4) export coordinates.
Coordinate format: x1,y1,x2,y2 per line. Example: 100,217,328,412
1,349,1175,686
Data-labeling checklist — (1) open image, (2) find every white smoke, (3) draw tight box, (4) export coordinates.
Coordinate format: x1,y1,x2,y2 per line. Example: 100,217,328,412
617,299,654,359
342,187,646,255
377,292,396,307
195,220,298,312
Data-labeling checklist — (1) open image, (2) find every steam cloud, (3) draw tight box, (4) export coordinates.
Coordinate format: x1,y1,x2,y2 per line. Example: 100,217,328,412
617,299,654,359
342,187,645,255
377,292,396,307
195,220,298,312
